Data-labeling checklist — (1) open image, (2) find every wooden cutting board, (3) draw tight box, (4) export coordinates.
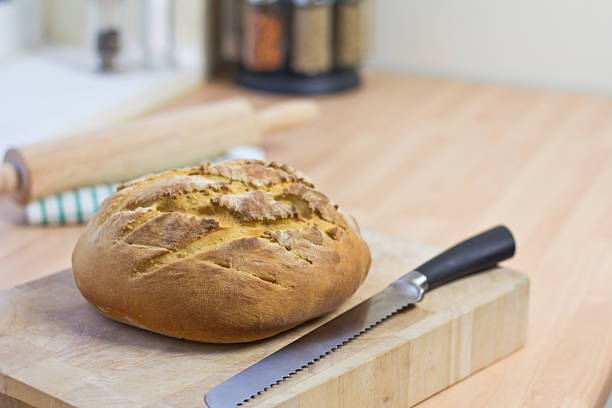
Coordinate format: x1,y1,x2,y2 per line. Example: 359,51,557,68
0,229,529,408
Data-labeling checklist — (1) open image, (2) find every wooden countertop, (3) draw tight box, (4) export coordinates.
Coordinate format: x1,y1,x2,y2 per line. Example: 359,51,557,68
1,73,611,407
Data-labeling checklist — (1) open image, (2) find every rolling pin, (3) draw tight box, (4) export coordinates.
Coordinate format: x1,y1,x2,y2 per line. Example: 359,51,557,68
0,97,318,204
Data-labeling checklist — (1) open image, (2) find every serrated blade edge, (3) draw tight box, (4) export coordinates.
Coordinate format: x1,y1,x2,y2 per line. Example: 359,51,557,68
205,282,423,408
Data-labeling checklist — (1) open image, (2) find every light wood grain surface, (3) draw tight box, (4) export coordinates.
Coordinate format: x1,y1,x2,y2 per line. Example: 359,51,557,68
0,230,528,407
1,73,611,407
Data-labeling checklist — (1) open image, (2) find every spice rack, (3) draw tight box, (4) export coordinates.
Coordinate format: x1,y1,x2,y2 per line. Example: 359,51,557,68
221,0,371,94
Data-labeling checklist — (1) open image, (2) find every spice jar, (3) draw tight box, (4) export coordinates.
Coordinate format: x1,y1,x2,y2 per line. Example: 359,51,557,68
291,0,333,75
335,0,371,68
241,0,286,71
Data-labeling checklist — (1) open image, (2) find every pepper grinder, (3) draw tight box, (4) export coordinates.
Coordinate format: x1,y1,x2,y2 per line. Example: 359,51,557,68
90,0,125,71
89,0,176,72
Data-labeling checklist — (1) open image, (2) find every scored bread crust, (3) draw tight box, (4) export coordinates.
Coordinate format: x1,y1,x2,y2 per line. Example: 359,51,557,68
72,159,371,343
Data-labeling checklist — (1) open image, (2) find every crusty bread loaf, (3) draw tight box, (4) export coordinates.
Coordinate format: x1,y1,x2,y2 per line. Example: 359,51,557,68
72,159,371,343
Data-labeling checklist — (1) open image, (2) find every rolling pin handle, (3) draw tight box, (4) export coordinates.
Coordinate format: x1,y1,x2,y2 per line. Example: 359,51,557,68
0,163,19,196
257,100,319,133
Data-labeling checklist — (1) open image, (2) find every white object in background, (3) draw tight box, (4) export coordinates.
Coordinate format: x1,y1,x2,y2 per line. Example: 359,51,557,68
24,145,266,226
222,145,266,161
141,0,176,68
0,0,45,60
0,1,20,59
174,0,208,71
0,47,202,155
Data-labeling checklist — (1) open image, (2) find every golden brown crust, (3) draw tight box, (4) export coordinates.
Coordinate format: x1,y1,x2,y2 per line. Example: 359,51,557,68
210,191,297,221
72,159,371,343
124,212,219,250
120,175,228,210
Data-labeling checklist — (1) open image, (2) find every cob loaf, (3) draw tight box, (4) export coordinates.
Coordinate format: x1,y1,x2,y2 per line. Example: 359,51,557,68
72,159,371,343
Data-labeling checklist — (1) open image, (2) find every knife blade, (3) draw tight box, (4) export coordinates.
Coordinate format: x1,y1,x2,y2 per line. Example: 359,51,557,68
205,225,515,408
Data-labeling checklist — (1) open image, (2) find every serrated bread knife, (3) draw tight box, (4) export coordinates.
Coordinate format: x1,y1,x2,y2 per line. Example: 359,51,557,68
205,225,516,407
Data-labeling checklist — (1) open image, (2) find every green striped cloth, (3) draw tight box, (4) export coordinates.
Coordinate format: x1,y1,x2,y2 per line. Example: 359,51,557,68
25,145,265,226
26,183,121,226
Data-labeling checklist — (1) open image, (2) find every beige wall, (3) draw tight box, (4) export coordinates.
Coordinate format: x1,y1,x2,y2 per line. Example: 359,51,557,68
44,0,206,46
44,0,86,46
368,0,612,94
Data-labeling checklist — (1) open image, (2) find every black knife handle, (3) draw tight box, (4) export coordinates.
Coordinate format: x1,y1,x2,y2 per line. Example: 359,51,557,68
417,225,516,291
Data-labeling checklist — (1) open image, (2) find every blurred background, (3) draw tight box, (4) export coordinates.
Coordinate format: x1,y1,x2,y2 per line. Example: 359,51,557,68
2,0,612,247
370,0,612,93
2,0,611,152
1,0,612,226
0,0,207,151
